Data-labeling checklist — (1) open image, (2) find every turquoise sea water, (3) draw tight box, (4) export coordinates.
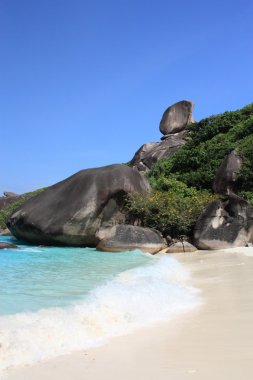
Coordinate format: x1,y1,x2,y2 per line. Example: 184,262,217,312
0,235,200,371
0,236,151,315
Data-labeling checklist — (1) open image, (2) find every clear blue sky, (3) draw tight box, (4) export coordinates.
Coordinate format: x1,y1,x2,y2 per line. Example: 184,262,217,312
1,0,252,194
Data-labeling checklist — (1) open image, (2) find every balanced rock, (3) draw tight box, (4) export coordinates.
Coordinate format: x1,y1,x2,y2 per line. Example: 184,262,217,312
194,196,253,250
213,150,243,195
159,100,194,136
96,224,164,254
7,164,151,246
130,100,194,172
0,242,17,249
166,241,197,253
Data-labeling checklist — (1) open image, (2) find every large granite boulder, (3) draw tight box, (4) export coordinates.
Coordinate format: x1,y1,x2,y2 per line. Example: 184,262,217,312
7,165,151,246
130,131,187,172
96,224,164,254
193,196,253,250
159,100,194,136
213,150,243,195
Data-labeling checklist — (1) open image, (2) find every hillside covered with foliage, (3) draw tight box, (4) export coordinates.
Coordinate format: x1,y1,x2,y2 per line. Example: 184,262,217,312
0,189,46,229
127,103,253,238
149,103,253,195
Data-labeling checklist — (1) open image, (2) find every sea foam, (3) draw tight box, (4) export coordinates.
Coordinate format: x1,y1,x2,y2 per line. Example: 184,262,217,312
0,255,200,371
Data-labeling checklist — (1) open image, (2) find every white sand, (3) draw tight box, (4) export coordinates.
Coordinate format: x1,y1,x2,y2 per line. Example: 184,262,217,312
3,248,253,380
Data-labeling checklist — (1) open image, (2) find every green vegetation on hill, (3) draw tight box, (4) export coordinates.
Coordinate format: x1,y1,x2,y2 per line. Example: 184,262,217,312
127,103,253,238
2,104,252,240
0,188,46,229
148,103,253,193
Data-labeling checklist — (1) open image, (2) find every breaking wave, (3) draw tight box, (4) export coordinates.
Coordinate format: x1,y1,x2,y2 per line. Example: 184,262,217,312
0,254,200,371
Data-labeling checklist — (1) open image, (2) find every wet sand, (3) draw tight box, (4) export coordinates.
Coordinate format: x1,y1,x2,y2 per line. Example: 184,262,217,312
3,248,253,380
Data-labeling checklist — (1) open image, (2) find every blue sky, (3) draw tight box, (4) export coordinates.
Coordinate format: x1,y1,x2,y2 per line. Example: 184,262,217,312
1,0,252,194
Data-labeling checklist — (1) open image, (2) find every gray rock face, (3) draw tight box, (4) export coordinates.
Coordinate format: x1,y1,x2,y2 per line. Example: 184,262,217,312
96,224,164,254
7,164,151,246
213,150,243,195
130,131,187,172
3,192,18,198
194,196,253,250
0,193,28,210
0,242,17,249
166,241,197,253
159,100,194,136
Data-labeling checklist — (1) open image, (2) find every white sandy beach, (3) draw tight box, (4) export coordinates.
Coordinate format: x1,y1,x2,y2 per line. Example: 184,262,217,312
3,247,253,380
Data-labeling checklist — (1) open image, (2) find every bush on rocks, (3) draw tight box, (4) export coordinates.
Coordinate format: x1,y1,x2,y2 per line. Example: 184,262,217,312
126,179,216,238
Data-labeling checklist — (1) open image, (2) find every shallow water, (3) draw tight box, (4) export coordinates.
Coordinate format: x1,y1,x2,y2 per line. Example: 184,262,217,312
0,236,151,315
0,235,200,371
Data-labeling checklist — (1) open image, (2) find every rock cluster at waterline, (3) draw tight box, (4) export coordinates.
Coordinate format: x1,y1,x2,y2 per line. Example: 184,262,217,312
7,164,151,247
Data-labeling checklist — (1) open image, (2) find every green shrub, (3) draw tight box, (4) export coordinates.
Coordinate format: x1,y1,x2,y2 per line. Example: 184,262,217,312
126,185,217,238
238,191,253,206
135,103,253,239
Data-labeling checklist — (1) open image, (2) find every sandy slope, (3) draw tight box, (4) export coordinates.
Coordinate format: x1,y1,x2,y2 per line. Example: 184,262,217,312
3,248,253,380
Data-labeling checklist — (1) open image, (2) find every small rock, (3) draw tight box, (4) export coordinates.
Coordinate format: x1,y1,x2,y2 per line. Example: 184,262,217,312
165,235,173,245
166,241,197,253
0,228,12,236
0,242,17,249
96,224,164,254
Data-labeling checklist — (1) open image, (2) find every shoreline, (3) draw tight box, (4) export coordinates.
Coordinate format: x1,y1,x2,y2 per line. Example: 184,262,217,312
3,248,253,380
